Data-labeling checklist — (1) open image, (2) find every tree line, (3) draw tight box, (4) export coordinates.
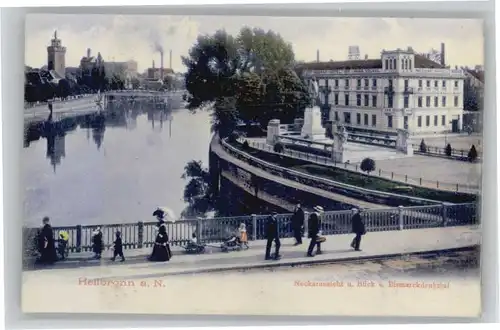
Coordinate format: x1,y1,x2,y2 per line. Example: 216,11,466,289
25,66,127,104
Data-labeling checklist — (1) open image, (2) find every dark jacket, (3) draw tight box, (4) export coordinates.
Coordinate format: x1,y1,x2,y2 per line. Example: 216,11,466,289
308,213,321,238
351,213,366,234
265,216,279,239
113,237,123,252
92,231,103,253
291,208,305,229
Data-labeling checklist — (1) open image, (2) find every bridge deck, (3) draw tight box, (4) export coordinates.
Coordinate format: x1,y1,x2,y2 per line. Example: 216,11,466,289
211,137,385,209
22,226,480,313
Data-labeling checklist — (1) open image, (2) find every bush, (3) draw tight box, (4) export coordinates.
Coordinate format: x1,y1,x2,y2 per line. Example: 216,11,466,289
445,143,452,157
419,139,427,153
242,140,250,151
273,142,284,153
468,145,478,162
227,132,240,144
360,157,376,174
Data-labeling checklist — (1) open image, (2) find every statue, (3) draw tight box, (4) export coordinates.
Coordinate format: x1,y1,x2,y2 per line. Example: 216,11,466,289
308,76,320,107
338,125,348,143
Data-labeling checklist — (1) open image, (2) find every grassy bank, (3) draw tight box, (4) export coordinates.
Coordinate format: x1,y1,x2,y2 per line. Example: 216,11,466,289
228,140,477,204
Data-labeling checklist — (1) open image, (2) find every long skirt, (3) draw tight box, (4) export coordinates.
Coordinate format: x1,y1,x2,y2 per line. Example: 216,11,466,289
149,244,172,262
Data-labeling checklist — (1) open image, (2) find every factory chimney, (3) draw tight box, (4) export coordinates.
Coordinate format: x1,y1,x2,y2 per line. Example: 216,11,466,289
316,49,320,63
169,50,172,69
152,60,155,69
440,42,445,67
160,50,164,80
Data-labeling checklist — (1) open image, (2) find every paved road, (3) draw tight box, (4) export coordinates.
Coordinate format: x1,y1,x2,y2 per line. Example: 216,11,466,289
212,137,385,209
22,228,480,316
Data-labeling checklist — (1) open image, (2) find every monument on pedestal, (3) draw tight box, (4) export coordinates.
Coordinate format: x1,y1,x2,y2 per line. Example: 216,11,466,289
301,77,326,140
266,119,281,145
332,125,348,163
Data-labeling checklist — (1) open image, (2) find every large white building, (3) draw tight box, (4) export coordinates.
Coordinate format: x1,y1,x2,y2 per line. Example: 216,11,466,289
300,47,466,135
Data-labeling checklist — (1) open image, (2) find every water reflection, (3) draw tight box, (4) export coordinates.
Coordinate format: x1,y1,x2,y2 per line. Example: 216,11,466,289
23,101,212,227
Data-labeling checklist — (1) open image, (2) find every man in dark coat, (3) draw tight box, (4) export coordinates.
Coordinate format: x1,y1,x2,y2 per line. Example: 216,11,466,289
291,203,305,245
37,216,57,264
350,208,366,251
92,227,103,259
307,206,323,257
265,212,281,260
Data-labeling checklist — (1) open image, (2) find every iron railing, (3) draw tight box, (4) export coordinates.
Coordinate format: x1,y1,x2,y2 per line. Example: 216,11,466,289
23,203,478,256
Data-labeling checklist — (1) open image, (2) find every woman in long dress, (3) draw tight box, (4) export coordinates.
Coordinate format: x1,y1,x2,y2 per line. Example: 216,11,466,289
148,225,171,262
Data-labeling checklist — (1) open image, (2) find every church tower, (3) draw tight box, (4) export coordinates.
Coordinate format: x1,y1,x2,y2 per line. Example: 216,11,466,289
47,30,66,78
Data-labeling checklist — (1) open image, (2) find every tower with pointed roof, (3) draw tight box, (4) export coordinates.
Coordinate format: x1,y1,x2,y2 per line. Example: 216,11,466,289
47,30,66,78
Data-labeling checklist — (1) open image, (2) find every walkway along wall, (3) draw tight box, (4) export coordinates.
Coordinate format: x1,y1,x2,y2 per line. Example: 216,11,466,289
23,202,478,258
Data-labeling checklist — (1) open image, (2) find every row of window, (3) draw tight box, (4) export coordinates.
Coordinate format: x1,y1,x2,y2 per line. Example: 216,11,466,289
330,93,460,108
384,57,412,71
417,115,447,127
324,78,460,89
417,95,460,108
334,111,448,129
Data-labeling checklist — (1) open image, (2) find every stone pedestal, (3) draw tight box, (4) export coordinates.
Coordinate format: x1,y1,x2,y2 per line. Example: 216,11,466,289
396,128,413,155
301,106,325,140
267,119,281,145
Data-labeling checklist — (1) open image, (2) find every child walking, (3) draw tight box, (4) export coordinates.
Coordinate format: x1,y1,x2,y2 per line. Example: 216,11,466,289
239,223,249,249
111,231,125,262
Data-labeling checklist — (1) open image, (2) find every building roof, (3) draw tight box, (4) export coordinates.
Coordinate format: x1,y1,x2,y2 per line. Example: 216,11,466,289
466,69,484,83
295,54,445,71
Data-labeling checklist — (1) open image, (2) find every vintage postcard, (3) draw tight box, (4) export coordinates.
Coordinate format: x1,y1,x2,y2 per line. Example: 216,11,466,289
22,14,482,317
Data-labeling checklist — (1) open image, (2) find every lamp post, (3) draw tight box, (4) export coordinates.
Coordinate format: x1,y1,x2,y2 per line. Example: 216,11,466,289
319,85,332,124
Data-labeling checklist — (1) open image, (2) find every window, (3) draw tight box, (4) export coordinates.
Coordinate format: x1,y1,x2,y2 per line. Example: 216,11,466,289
357,79,362,88
434,115,438,126
404,95,409,108
364,95,369,107
345,94,349,106
408,59,412,70
372,78,377,87
418,116,422,127
334,79,339,88
372,114,377,127
385,59,389,69
345,79,349,88
426,115,430,127
418,96,423,107
356,94,361,106
434,96,438,107
334,93,339,105
454,96,459,107
387,115,393,128
404,79,409,89
404,116,409,129
334,111,339,121
434,80,438,88
442,96,446,107
356,113,361,125
454,80,459,88
442,115,446,126
388,95,393,108
426,80,431,88
442,80,446,87
388,79,393,87
364,79,369,87
426,96,431,107
372,95,377,107
364,113,368,125
418,80,423,88
344,112,351,124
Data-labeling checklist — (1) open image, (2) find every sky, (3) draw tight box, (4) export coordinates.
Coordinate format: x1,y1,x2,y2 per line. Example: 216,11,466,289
25,15,484,73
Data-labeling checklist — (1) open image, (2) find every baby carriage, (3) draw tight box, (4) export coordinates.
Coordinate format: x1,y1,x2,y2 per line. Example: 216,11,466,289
57,231,70,260
220,233,242,252
184,233,206,254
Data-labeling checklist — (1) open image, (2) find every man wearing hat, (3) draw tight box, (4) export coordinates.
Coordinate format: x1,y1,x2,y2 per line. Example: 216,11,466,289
350,208,366,251
307,206,324,257
291,203,305,245
264,212,281,260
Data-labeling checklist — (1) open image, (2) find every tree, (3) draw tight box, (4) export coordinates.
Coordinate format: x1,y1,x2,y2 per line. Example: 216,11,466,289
360,158,376,175
273,142,284,153
182,26,310,135
468,145,478,162
131,77,140,90
445,143,452,157
419,139,427,153
56,78,72,99
180,160,214,218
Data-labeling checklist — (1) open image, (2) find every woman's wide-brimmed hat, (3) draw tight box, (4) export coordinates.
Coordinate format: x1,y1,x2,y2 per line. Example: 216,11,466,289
313,205,324,213
153,207,176,222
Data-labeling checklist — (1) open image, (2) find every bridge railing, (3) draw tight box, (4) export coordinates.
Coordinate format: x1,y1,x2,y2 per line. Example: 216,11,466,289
23,202,477,257
237,138,479,193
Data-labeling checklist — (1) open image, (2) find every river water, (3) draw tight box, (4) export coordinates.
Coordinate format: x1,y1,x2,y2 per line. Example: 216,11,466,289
23,103,212,227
